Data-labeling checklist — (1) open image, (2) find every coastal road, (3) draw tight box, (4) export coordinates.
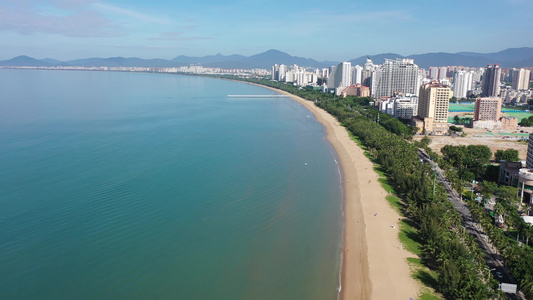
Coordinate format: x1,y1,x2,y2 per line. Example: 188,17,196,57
418,150,525,300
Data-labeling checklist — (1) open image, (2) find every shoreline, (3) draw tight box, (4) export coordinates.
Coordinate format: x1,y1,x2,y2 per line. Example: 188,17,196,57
255,84,419,299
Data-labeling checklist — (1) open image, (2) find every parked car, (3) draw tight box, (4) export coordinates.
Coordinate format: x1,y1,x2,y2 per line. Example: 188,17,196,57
495,271,503,280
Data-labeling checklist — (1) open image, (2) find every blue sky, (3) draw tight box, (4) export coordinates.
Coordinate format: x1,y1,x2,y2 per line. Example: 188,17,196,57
1,0,532,61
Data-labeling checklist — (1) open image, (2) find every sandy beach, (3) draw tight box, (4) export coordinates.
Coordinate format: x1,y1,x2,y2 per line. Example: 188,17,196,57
261,86,420,299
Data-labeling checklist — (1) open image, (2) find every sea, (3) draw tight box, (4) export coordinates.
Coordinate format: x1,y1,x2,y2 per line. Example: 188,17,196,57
0,69,343,299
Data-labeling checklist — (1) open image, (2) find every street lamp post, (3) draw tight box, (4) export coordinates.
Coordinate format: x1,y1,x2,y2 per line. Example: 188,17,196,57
488,268,496,278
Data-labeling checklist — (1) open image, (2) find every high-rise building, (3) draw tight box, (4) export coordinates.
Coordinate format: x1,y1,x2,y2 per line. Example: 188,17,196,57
341,62,352,87
362,57,375,87
438,67,448,80
371,58,420,99
272,64,279,81
512,68,531,90
327,66,337,90
514,133,533,204
327,62,352,92
452,70,474,99
278,64,287,81
429,67,439,80
474,97,502,121
321,68,330,79
527,133,533,169
352,65,363,85
417,82,452,134
482,64,501,97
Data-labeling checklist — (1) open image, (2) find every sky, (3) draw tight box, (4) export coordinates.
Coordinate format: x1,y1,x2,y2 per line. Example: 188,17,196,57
1,0,533,61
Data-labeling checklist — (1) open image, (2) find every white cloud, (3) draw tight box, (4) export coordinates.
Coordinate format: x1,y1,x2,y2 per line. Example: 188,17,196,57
0,3,121,37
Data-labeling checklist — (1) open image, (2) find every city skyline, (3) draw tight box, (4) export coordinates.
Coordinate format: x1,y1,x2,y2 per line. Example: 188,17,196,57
1,0,533,61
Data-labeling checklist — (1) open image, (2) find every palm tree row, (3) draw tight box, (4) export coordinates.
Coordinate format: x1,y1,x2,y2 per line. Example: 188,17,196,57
469,198,533,298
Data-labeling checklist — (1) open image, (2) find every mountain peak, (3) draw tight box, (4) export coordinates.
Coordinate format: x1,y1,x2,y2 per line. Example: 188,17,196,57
264,49,284,53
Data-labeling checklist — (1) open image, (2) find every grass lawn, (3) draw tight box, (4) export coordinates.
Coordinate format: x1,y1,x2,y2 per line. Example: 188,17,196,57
503,111,533,120
448,104,533,122
408,257,442,300
399,219,423,256
449,103,475,111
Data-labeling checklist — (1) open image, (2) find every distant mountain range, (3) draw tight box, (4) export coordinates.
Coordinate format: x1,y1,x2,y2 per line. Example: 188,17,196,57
2,48,533,69
349,47,533,69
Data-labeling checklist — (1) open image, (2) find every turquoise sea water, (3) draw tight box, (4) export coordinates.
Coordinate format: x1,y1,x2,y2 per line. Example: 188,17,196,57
0,70,343,299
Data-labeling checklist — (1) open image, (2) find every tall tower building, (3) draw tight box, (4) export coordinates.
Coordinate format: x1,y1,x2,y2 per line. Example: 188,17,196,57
278,64,287,81
341,62,352,87
438,67,448,80
321,68,330,79
372,58,420,99
512,68,531,90
417,82,452,134
352,65,363,85
429,67,439,80
272,64,279,81
452,70,474,99
327,62,352,91
362,57,375,87
482,64,501,97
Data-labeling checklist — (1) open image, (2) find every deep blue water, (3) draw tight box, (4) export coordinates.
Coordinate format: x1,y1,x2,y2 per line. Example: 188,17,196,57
0,69,343,299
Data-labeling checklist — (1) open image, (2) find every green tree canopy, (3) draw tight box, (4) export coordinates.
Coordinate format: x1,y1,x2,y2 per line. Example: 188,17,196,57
449,125,463,133
520,115,533,126
495,149,520,162
453,115,460,124
441,145,492,180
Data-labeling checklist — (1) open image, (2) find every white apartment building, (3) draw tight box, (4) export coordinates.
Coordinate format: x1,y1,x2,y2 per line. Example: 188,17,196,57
452,70,474,99
352,65,363,85
512,68,531,90
379,93,419,119
371,58,421,99
327,62,352,92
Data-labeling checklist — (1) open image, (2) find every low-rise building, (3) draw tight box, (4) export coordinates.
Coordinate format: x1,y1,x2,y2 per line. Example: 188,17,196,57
341,84,370,98
501,117,518,131
378,93,419,119
499,161,524,187
472,117,518,130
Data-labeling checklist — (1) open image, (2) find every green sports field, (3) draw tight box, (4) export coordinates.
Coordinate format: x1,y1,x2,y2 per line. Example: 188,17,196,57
448,103,533,121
